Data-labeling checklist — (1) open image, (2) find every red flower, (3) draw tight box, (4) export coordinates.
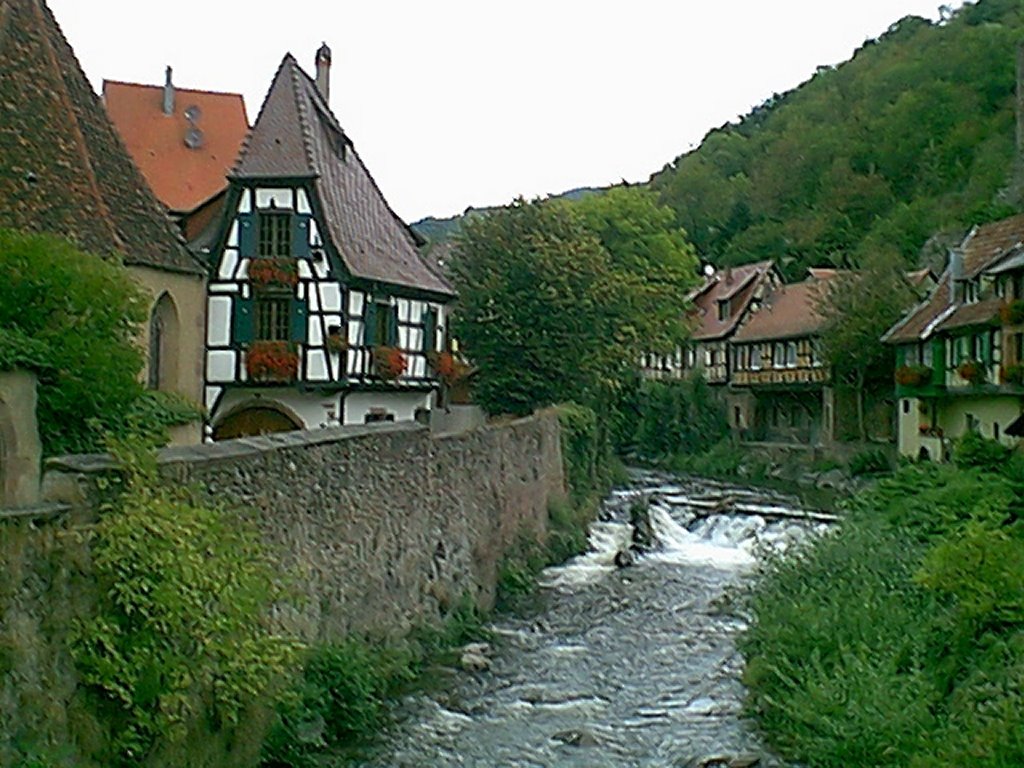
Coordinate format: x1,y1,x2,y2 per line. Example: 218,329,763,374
372,346,406,381
248,258,299,288
246,341,299,382
428,351,471,386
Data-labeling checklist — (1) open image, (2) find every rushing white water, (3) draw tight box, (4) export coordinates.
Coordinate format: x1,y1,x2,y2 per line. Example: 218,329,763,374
360,471,828,768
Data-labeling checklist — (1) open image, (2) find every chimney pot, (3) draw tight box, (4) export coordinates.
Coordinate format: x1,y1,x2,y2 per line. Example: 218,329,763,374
163,66,174,116
315,43,332,104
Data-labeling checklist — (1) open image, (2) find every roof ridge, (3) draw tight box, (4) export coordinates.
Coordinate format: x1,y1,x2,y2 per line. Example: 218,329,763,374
288,57,318,176
103,78,246,101
33,0,124,251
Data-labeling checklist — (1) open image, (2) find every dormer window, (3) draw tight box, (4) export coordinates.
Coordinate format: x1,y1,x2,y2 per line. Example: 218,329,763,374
964,278,981,304
717,298,730,322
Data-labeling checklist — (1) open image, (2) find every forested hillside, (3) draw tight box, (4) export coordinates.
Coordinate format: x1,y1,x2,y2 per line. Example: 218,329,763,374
417,0,1024,280
652,0,1024,278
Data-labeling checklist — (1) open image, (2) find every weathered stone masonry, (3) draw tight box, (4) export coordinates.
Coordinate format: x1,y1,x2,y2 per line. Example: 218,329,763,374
1,414,564,762
45,412,565,641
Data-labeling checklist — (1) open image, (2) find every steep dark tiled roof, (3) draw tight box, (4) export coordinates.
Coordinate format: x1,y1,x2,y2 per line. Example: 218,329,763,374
233,54,453,298
690,260,775,341
0,0,201,274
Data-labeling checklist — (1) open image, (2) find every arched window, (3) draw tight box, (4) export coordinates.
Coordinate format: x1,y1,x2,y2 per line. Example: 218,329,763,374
147,293,180,391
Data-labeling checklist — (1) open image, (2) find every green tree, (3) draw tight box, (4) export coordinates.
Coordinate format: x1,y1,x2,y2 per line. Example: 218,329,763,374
816,257,919,440
0,228,198,454
450,195,696,417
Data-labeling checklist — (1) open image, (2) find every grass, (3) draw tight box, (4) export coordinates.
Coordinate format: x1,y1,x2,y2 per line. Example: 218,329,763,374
741,438,1024,767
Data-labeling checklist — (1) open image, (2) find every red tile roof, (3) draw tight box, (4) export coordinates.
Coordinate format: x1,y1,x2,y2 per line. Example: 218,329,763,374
689,260,776,341
962,212,1024,278
885,213,1024,343
104,79,249,214
232,54,453,298
0,0,200,273
732,274,834,343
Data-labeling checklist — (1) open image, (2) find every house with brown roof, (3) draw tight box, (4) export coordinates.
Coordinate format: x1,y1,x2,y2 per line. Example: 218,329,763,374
883,213,1024,460
728,271,843,443
103,69,250,244
0,0,207,442
642,261,779,386
203,46,456,438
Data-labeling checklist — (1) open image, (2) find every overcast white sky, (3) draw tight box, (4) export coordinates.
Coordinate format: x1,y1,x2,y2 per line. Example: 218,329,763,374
49,1,958,223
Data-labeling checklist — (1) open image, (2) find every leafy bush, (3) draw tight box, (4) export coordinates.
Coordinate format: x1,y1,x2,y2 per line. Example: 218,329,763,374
0,228,199,454
261,641,411,768
847,446,891,476
72,442,302,765
743,459,1024,767
634,375,729,459
953,430,1011,470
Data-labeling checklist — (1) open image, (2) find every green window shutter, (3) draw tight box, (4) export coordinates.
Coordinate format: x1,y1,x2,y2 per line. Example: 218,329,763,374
387,305,399,346
364,301,378,346
233,294,254,344
292,213,312,258
238,212,257,258
423,307,438,353
289,298,308,343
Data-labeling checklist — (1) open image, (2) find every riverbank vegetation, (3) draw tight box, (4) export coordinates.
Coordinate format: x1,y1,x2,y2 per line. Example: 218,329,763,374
741,433,1024,766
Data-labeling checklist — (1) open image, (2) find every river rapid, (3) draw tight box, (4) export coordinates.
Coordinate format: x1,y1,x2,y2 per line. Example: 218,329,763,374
360,470,832,768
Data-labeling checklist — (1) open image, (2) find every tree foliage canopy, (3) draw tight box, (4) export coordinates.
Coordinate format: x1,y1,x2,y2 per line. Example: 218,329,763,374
650,0,1024,278
450,190,697,416
0,228,199,455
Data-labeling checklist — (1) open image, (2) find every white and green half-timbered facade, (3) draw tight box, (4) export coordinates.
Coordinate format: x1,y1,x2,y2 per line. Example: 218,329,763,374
204,50,455,439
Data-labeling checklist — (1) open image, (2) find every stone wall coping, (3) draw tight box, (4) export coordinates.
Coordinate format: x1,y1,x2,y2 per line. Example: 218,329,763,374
0,502,71,521
44,413,555,476
44,421,426,474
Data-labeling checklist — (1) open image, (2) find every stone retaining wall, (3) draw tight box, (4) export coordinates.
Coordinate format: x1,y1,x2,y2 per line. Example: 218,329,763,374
43,412,565,641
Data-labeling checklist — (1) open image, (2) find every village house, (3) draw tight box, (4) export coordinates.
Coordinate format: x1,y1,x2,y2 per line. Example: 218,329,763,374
884,213,1024,461
0,0,207,443
642,261,779,384
103,68,250,244
202,47,456,439
727,270,842,444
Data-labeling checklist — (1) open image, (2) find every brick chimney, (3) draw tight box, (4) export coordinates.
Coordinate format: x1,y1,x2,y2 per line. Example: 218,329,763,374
315,43,332,103
162,66,174,116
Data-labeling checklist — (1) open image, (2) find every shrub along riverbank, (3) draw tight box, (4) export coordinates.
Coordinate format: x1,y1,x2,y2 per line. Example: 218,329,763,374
741,433,1024,767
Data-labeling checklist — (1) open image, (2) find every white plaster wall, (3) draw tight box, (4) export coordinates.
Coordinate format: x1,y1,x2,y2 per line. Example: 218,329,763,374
897,397,925,458
344,391,432,425
937,394,1023,447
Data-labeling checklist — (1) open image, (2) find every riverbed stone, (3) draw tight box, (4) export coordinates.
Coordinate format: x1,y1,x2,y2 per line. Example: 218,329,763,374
552,728,601,747
459,651,491,671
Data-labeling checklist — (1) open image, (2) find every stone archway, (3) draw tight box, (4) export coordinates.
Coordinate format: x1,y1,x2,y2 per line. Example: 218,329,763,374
211,402,303,441
147,292,180,392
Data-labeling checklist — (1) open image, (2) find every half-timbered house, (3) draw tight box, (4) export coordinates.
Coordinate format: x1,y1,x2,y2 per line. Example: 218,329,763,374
203,48,456,438
728,273,838,443
0,0,207,443
884,213,1024,460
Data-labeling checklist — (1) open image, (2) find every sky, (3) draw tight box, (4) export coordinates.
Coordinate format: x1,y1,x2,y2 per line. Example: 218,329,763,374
49,1,960,223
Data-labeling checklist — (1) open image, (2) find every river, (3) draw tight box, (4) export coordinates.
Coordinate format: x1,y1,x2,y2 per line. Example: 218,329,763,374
359,469,832,768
